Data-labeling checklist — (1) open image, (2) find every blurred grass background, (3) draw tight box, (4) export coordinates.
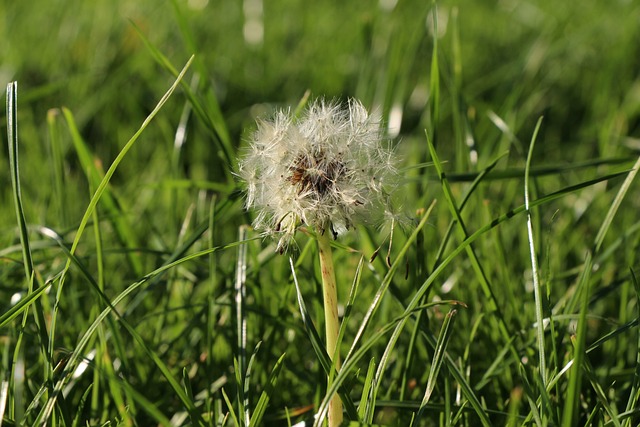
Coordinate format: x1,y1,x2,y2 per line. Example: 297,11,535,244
2,0,640,425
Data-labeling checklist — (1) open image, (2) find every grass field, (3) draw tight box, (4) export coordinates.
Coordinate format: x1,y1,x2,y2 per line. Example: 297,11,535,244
2,0,640,426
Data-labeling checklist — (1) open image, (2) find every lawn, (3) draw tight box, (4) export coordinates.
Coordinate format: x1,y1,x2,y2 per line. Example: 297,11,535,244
1,0,640,425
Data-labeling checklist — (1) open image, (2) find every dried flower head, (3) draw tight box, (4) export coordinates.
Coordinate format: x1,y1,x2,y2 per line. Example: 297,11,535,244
238,98,398,252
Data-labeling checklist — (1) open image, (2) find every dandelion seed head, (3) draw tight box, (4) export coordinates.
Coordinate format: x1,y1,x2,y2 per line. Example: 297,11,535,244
238,98,399,252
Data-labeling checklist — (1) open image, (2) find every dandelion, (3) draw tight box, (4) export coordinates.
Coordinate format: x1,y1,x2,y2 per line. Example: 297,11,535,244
238,98,399,427
238,98,398,252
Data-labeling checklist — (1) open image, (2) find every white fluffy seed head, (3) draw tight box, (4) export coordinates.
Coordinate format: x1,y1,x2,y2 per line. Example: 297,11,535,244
238,98,399,252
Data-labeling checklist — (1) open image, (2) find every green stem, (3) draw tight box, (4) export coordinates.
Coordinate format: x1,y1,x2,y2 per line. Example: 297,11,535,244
317,227,343,427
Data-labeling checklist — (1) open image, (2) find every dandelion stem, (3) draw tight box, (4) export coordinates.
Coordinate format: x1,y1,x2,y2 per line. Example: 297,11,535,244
317,226,343,427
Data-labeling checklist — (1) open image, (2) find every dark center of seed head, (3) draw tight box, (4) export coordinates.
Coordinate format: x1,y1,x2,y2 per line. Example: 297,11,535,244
288,152,345,197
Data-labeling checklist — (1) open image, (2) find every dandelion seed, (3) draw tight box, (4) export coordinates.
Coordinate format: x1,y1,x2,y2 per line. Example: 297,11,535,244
238,98,399,251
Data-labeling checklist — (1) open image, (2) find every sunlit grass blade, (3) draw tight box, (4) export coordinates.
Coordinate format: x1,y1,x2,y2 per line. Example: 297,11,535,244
46,58,195,371
6,81,34,288
235,226,249,425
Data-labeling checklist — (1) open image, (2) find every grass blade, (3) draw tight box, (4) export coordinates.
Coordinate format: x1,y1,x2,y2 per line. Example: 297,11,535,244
60,108,143,276
358,357,376,422
413,309,457,425
248,352,286,427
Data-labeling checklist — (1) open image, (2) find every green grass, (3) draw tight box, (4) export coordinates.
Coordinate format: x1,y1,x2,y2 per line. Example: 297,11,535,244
2,1,640,426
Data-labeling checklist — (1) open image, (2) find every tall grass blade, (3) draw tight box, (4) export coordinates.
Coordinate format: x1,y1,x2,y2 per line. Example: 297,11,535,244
221,388,240,427
6,82,52,424
6,82,34,289
524,118,549,393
